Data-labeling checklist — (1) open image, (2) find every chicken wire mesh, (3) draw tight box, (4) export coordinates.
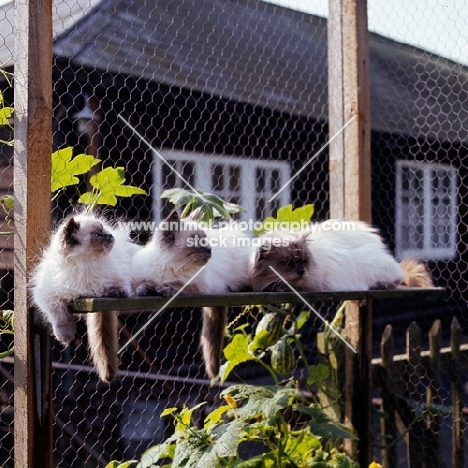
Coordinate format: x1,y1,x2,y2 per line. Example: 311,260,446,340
0,0,468,467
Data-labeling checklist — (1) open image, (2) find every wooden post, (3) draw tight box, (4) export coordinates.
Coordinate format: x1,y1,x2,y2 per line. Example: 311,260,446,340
406,322,424,468
426,320,441,468
14,0,53,466
328,0,371,221
380,325,397,468
328,0,372,466
450,317,464,468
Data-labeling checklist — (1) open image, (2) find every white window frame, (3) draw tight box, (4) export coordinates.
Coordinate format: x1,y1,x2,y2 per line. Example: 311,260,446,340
395,160,457,261
152,150,290,223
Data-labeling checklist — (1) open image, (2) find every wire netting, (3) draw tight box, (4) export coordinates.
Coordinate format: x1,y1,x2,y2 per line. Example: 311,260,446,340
1,0,468,467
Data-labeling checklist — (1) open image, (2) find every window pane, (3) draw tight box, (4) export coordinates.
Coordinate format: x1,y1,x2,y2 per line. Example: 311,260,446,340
162,162,176,189
181,161,195,189
229,165,241,191
212,164,224,190
256,168,265,192
271,169,280,192
256,197,266,220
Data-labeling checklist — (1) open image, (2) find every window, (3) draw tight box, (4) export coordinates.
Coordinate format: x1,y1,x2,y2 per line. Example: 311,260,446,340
395,160,457,261
152,150,290,222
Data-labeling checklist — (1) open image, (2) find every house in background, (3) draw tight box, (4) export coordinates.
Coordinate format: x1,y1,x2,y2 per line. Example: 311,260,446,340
1,0,468,327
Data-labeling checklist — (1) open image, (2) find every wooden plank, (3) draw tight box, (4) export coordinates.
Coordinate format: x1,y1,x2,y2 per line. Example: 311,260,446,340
341,300,373,467
380,325,397,468
406,322,424,468
451,317,464,468
70,287,446,312
14,0,53,466
426,320,441,468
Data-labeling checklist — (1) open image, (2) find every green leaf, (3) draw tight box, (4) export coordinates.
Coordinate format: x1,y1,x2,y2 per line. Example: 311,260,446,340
161,188,245,224
78,166,146,206
0,194,14,212
222,385,292,419
169,420,244,468
284,431,321,460
160,407,178,417
219,334,256,383
204,405,230,430
307,363,330,385
0,106,13,125
249,329,273,353
232,452,277,468
254,203,314,235
104,462,137,468
137,441,177,468
51,147,101,192
296,310,310,331
295,406,356,440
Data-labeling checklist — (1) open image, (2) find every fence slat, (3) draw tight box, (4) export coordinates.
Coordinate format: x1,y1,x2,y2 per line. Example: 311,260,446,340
451,317,464,468
405,322,424,468
13,0,53,466
426,320,441,468
380,324,397,468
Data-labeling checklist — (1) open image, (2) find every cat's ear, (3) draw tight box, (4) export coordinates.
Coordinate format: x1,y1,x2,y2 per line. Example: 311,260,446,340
258,242,273,259
165,211,180,223
61,217,80,249
160,211,179,244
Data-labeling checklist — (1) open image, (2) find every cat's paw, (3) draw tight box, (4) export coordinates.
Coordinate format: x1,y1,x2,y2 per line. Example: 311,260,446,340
102,285,130,298
53,320,76,344
135,284,149,296
153,284,178,297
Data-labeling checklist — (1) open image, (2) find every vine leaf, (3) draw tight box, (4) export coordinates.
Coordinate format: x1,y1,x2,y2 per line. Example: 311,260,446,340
78,166,146,206
219,334,255,383
161,188,245,223
0,107,13,125
51,147,101,192
254,203,314,236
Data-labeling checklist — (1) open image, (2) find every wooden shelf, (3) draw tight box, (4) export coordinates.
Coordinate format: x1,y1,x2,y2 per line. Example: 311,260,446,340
69,286,446,313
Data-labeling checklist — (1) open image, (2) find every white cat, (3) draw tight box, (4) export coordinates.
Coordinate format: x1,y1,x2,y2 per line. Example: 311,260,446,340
249,219,433,292
30,212,135,382
131,212,252,377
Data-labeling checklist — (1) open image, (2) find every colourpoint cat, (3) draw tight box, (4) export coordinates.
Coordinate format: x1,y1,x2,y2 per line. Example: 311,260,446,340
30,212,134,382
131,211,251,378
248,220,433,292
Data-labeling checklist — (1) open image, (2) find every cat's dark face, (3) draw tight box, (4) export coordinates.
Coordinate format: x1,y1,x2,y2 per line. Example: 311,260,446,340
158,211,211,269
250,235,309,292
59,216,114,256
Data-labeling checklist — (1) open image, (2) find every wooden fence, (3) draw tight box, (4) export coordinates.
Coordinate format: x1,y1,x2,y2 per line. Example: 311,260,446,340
372,317,468,468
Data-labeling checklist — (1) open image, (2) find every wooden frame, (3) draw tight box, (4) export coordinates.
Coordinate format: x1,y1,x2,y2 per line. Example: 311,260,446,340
12,0,446,466
14,0,53,467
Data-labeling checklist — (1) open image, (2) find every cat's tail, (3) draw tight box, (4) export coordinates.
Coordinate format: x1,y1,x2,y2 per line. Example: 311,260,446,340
400,259,434,288
86,311,119,382
201,306,227,379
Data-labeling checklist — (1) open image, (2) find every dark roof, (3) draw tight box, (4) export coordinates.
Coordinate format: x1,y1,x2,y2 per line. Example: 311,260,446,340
53,0,468,143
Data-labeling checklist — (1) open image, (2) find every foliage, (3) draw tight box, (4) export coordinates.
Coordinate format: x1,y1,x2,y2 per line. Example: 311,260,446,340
107,300,357,468
0,310,14,359
253,203,314,236
161,187,245,223
101,196,357,468
51,147,101,192
0,68,13,146
78,166,146,207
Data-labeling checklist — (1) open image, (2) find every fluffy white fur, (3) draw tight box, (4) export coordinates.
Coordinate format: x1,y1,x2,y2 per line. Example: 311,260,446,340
249,220,420,292
131,216,251,295
131,214,252,378
300,220,405,291
30,212,135,381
